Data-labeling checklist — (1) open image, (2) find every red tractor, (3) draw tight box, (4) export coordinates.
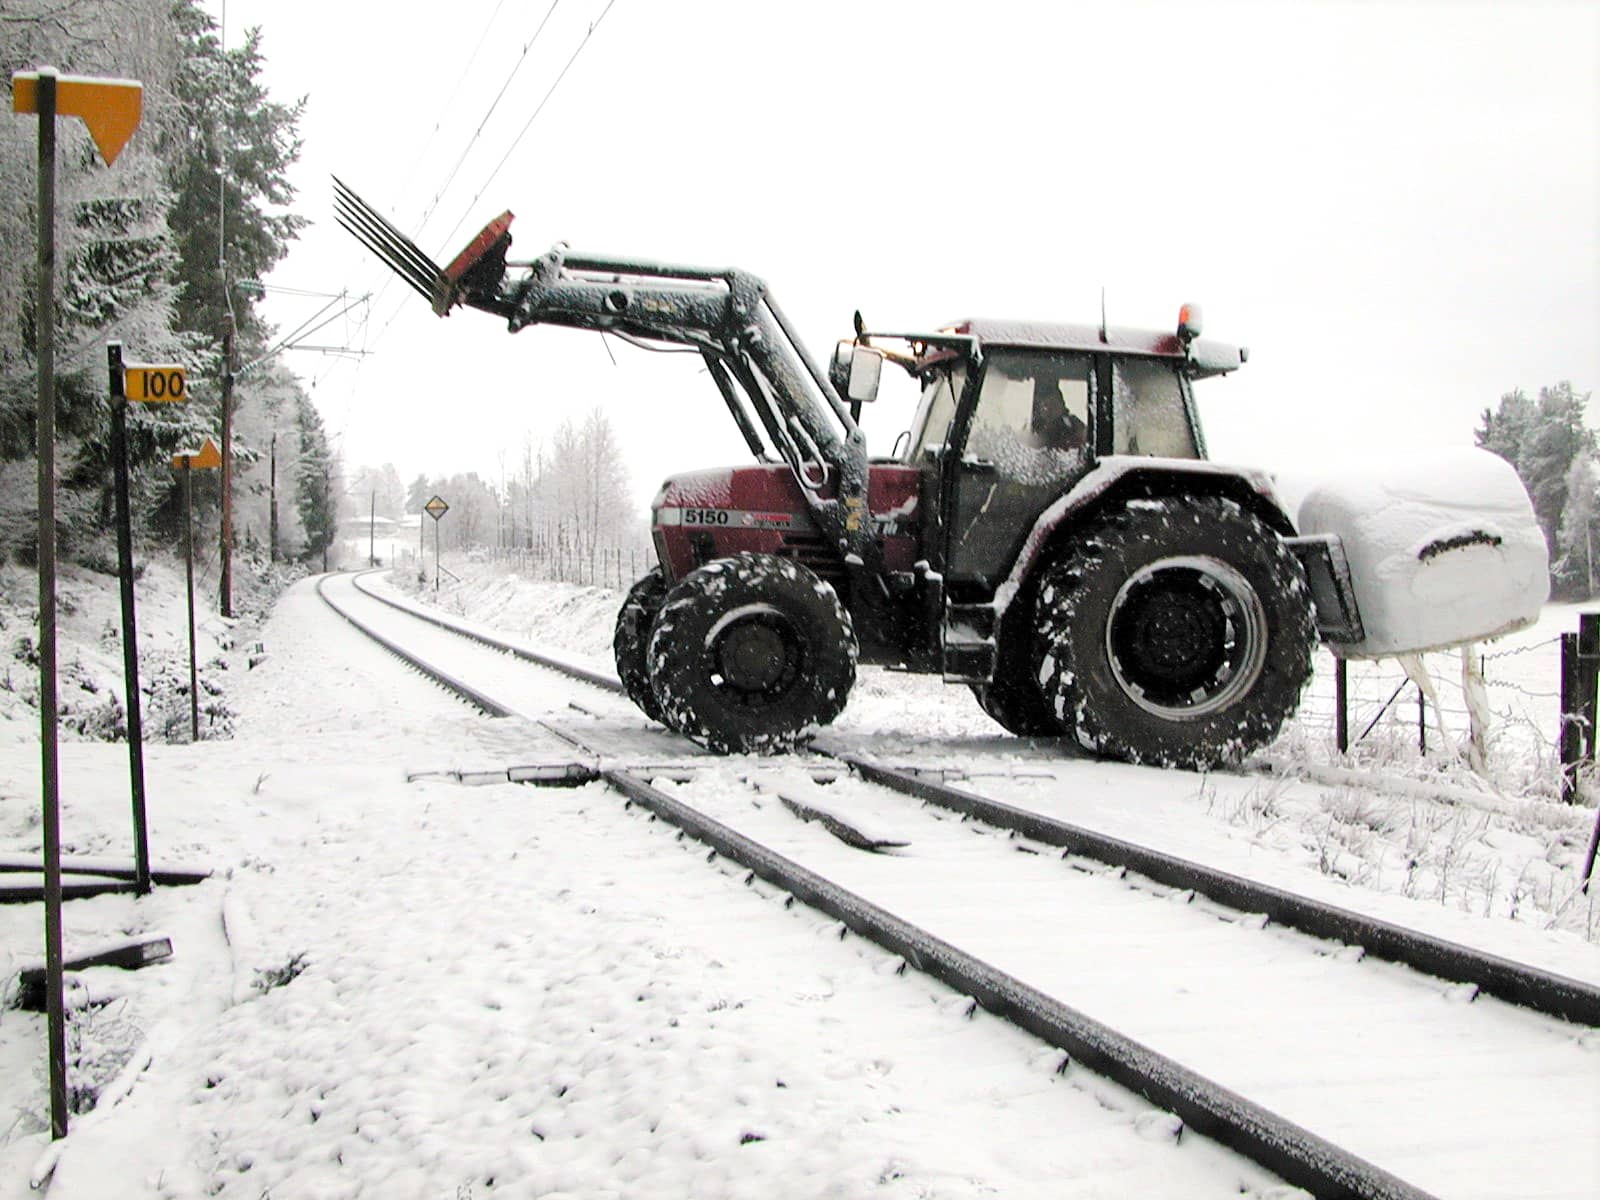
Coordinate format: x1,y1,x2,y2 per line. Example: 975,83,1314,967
339,182,1360,768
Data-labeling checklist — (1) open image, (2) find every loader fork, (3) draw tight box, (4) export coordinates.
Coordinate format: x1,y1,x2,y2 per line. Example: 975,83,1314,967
333,178,514,318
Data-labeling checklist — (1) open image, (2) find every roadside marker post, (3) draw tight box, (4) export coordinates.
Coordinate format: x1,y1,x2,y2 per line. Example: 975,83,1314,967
14,64,143,1143
172,439,223,742
107,345,186,893
425,495,450,591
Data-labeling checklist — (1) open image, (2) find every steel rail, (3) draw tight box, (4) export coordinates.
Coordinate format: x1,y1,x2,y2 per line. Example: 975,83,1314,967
314,574,516,718
348,570,623,693
326,569,1600,1027
535,720,1436,1200
835,756,1600,1028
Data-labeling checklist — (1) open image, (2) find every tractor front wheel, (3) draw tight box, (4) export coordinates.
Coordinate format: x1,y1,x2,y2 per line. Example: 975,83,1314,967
649,554,857,754
1033,496,1314,769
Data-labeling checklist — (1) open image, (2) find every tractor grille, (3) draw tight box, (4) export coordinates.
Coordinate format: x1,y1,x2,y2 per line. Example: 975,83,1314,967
778,534,846,589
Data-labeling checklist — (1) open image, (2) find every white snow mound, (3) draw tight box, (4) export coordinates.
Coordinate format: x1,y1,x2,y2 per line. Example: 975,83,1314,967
1297,447,1548,658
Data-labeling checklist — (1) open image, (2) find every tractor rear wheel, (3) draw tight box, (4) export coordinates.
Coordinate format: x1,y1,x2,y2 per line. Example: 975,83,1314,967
614,566,669,724
1033,496,1314,769
649,554,857,754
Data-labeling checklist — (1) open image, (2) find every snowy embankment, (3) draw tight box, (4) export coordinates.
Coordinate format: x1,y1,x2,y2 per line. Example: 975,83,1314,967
0,556,1595,1198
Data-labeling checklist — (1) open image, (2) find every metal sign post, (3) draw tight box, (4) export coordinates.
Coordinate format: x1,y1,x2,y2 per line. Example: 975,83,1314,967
14,64,143,1143
110,344,146,895
171,439,222,742
107,347,185,892
425,495,449,591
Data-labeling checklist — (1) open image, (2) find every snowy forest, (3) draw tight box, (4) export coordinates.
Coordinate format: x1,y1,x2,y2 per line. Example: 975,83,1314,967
1,0,639,580
1476,380,1599,597
0,0,334,570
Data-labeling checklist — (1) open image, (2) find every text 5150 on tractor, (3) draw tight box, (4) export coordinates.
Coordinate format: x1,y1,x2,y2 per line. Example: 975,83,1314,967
338,181,1368,769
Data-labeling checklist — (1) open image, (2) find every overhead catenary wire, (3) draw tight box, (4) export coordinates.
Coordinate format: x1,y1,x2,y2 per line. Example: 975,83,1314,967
435,0,619,252
411,0,565,240
353,0,622,362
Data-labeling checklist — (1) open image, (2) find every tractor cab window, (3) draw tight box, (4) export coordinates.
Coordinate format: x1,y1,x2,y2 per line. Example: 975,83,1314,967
968,351,1091,463
905,364,965,463
1111,358,1199,459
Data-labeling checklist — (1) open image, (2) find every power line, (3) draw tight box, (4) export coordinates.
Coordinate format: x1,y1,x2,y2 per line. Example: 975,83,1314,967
336,1,576,367
437,0,619,251
327,0,622,442
412,0,564,240
407,0,515,219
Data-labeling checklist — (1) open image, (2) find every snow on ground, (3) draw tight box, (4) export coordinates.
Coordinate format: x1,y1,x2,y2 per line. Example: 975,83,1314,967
3,564,1297,1199
0,554,1597,1197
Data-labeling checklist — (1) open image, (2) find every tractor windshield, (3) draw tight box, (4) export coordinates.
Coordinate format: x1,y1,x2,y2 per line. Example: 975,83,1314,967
904,364,966,463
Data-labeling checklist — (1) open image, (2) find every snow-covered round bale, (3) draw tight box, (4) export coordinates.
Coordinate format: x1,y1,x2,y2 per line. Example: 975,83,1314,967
1296,447,1548,658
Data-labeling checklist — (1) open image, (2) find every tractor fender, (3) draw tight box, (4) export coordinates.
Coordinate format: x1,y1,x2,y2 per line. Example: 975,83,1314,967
992,456,1297,620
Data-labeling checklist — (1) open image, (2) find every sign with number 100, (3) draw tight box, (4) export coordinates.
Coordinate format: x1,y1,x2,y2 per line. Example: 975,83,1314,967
125,364,186,402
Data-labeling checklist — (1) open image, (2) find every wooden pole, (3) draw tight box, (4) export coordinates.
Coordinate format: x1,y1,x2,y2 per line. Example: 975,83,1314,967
268,432,278,563
219,316,234,616
31,67,70,1143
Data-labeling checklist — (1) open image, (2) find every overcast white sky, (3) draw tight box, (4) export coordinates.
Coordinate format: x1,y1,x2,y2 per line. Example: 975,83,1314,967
215,0,1599,510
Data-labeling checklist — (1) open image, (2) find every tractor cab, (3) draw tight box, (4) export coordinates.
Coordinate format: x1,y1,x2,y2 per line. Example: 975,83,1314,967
842,311,1245,599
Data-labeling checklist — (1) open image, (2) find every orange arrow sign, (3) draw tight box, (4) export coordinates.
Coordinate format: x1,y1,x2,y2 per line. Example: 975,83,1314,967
13,71,143,166
171,437,222,471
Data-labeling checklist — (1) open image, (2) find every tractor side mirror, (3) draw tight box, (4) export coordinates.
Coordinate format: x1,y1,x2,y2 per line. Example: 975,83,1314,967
831,341,883,404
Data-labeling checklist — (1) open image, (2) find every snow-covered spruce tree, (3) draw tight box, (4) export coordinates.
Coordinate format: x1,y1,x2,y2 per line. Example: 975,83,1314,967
1520,382,1594,565
293,394,339,567
1476,381,1595,590
163,0,305,343
1554,451,1600,598
1475,387,1535,468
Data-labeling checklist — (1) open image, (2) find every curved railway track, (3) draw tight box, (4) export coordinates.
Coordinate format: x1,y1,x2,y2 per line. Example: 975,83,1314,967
317,570,1600,1200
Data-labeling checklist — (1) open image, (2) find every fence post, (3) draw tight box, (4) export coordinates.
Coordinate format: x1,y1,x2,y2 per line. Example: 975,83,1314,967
1560,632,1581,804
1579,613,1600,761
1334,657,1348,754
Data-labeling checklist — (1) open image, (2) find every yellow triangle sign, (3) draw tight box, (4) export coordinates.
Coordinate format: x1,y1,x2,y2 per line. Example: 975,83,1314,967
171,436,222,471
13,72,143,166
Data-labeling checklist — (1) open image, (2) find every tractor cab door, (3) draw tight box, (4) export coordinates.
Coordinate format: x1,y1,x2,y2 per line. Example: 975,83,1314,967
944,349,1095,588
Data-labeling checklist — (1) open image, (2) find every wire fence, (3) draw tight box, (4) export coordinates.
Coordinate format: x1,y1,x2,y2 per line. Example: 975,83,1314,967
1281,636,1567,797
479,543,653,591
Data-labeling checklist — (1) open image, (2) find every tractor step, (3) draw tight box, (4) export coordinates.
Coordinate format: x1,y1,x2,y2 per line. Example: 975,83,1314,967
941,603,997,681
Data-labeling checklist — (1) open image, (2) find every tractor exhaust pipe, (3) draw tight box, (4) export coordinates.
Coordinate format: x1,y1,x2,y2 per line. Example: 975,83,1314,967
334,177,518,318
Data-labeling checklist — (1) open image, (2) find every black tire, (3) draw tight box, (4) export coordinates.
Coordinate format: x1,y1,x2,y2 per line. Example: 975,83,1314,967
614,567,669,724
648,554,857,754
1033,496,1314,769
970,578,1063,737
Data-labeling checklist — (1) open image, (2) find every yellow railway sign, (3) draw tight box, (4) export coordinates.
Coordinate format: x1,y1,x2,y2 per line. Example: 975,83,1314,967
124,364,186,403
425,495,450,520
12,72,142,166
171,437,222,471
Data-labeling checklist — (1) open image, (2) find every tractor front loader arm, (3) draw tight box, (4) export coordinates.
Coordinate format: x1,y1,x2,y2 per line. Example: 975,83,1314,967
335,179,882,584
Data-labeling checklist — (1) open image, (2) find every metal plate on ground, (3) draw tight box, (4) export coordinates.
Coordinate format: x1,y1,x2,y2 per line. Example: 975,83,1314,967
541,718,717,763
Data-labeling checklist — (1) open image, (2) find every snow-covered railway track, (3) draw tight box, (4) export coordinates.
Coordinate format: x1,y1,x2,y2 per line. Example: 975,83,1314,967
326,572,1600,1024
317,571,1600,1199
